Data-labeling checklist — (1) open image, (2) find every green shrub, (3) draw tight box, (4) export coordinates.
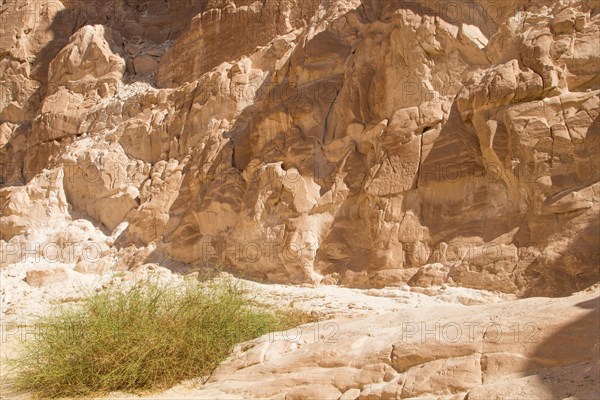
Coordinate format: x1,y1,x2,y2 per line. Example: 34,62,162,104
9,278,310,398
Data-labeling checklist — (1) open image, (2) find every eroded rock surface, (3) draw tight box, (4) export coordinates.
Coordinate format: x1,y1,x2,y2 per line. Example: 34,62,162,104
1,1,599,294
140,286,599,400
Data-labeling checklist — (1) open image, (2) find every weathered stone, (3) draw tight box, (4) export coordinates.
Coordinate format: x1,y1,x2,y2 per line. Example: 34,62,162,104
26,267,70,287
133,54,158,76
0,0,598,363
74,257,113,275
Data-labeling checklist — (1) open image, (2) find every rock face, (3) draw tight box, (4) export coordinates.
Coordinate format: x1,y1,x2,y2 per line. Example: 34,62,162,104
141,287,600,400
25,266,70,287
1,0,599,297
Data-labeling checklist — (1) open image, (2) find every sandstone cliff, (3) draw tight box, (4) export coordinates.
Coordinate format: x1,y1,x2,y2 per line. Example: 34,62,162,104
1,0,599,295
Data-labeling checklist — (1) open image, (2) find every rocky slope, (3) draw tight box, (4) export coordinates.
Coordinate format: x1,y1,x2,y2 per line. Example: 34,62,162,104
141,286,599,400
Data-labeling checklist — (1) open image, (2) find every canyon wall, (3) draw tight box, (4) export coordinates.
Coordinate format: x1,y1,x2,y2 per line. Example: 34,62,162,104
1,0,599,296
